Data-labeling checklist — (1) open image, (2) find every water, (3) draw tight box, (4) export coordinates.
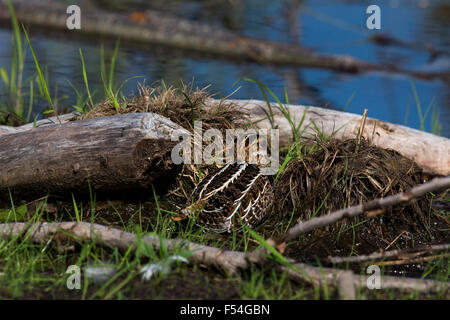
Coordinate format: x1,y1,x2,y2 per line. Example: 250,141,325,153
0,0,448,136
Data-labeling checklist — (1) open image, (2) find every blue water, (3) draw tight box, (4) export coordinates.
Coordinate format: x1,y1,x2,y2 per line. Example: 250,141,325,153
0,0,448,136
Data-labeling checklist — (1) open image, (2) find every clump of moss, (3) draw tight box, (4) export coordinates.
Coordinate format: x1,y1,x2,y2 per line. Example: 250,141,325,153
270,138,447,252
78,83,249,133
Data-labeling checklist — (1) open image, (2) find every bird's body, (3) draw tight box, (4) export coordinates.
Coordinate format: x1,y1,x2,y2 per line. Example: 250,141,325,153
180,162,274,232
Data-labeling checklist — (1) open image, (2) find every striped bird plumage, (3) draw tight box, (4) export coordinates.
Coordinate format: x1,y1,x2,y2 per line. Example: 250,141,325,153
181,162,274,232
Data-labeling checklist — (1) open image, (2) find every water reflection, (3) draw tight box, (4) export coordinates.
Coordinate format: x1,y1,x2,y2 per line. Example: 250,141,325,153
0,0,448,136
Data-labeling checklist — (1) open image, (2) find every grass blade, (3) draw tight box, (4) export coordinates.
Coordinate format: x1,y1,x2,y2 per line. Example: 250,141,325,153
22,26,53,106
79,48,94,109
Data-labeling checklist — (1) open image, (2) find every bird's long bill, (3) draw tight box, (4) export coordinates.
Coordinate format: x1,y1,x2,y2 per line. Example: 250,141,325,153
171,213,188,221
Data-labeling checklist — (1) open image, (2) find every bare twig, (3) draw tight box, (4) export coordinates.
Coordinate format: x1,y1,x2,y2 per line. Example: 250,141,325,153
384,231,409,251
375,253,449,267
327,243,450,264
278,176,450,244
0,222,448,295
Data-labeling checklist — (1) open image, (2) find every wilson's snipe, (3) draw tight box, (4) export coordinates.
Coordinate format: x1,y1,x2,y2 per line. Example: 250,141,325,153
178,162,274,232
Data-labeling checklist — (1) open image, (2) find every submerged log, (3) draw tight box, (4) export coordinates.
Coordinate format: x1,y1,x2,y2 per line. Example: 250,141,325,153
0,0,446,80
0,112,189,201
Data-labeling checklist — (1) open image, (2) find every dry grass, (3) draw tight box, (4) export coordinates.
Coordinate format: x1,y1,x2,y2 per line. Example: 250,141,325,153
78,83,250,133
272,138,447,249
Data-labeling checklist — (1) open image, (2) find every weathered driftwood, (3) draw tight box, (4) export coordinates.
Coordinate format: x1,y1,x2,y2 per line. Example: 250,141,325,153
0,222,447,294
224,99,450,176
0,113,77,136
1,98,449,176
0,112,189,201
0,0,446,81
284,260,448,292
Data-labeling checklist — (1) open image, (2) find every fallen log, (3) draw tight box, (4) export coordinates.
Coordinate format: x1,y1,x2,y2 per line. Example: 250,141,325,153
225,99,450,176
0,112,78,136
1,98,449,176
0,112,189,201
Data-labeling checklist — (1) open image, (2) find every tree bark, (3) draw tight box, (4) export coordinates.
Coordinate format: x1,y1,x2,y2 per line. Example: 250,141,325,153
0,112,189,201
2,98,449,176
0,113,77,136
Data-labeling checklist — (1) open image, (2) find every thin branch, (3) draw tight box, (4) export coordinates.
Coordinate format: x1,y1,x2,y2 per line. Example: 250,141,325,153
374,253,449,267
327,243,450,264
0,222,448,294
0,222,249,274
278,176,450,244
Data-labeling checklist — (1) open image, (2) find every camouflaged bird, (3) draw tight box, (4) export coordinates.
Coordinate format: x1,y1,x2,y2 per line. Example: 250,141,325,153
177,162,274,233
